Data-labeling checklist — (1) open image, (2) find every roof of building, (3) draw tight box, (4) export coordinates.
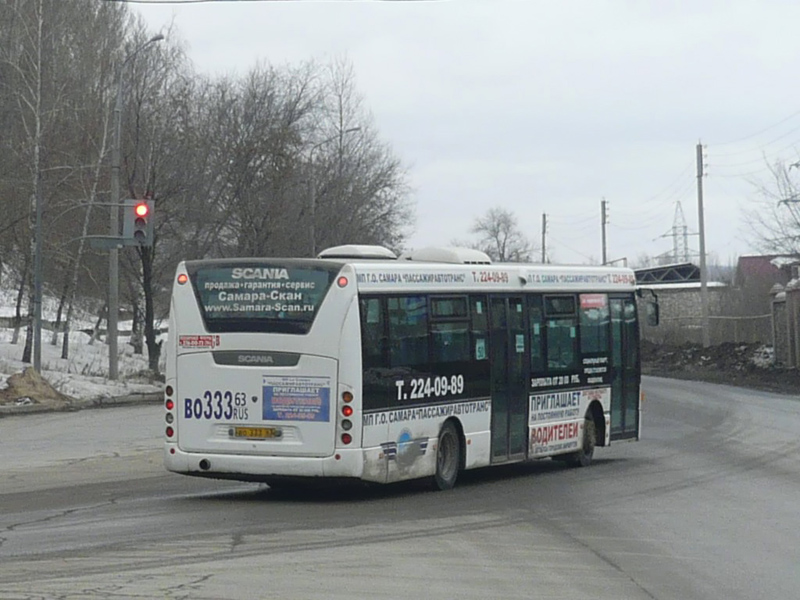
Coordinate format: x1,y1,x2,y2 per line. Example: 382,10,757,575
736,254,800,285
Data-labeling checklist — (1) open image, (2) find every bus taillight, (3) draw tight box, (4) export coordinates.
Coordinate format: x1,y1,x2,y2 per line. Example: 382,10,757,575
177,273,188,285
165,386,175,438
338,390,355,447
337,276,348,288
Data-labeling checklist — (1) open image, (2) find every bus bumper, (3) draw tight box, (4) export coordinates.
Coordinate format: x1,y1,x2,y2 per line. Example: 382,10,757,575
163,443,369,482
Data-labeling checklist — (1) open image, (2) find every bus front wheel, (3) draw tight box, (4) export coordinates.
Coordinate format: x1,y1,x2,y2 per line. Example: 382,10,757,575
433,421,461,490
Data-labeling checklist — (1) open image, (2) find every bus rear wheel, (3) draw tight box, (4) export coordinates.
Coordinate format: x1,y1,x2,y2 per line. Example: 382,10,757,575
566,416,596,467
433,421,461,490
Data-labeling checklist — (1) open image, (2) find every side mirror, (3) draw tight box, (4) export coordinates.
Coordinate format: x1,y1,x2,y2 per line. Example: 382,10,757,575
645,299,659,327
637,287,659,326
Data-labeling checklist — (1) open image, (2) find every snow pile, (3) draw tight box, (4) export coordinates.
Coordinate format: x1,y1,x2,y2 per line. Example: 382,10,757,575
0,290,164,402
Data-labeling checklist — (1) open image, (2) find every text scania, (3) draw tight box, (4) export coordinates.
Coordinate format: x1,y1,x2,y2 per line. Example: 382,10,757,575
231,267,289,280
218,290,303,302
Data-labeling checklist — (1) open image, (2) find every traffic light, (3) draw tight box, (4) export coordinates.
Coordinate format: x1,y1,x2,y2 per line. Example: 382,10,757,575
122,199,154,246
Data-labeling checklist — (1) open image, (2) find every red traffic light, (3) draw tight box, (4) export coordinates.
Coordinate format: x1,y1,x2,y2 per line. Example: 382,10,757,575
134,202,149,218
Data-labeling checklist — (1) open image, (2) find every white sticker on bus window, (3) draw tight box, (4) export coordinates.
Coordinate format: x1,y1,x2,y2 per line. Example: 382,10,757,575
570,327,576,338
516,304,522,312
475,338,487,360
515,334,524,353
476,301,483,314
533,323,540,335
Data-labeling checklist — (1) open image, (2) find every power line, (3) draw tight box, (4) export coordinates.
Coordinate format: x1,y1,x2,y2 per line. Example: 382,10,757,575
635,161,695,206
710,107,800,147
707,134,800,170
548,234,597,263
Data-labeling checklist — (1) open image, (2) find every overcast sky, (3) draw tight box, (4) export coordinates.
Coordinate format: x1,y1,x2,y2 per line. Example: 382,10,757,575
130,0,800,266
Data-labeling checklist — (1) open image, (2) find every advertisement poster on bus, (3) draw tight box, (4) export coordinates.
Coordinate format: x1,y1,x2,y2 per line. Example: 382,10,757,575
262,376,331,422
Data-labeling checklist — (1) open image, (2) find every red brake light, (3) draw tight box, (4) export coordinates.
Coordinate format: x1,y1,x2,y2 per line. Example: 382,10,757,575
342,405,353,417
341,433,352,445
166,426,174,438
165,399,174,411
177,273,188,285
337,276,348,288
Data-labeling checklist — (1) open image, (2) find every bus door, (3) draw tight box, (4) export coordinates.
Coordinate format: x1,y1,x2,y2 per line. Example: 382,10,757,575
609,296,640,440
489,296,528,462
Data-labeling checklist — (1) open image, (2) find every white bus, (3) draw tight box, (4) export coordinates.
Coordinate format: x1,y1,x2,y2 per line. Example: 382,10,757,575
163,245,649,490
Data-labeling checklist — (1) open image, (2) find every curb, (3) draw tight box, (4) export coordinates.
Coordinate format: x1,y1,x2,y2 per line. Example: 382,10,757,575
91,391,164,408
0,391,163,418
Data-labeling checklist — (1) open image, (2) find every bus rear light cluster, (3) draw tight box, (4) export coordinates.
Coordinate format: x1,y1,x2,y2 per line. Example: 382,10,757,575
165,384,175,439
177,273,188,285
338,390,355,446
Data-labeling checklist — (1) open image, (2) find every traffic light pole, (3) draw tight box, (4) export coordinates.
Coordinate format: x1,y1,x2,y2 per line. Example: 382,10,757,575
107,34,163,382
108,62,124,381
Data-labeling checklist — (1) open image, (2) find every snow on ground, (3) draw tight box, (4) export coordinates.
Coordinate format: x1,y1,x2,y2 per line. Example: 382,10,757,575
0,285,164,401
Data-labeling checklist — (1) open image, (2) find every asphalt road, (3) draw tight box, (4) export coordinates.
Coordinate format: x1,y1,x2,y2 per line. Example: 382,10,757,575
0,376,798,600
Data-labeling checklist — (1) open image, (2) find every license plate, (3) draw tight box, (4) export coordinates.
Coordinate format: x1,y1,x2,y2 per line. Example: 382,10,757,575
231,426,281,440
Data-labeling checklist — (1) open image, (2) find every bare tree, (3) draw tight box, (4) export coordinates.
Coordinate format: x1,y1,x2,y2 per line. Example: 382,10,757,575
746,160,800,255
0,0,128,365
0,8,415,377
461,207,535,262
310,56,413,254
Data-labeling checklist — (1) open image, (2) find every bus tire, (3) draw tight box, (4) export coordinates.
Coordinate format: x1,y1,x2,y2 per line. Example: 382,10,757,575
566,416,596,467
433,421,461,491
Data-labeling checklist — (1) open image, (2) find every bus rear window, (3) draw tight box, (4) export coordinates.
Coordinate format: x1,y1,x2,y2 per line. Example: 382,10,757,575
188,263,338,334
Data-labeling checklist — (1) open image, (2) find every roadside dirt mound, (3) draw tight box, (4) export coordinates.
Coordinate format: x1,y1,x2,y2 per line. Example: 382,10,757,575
642,341,800,396
0,367,74,408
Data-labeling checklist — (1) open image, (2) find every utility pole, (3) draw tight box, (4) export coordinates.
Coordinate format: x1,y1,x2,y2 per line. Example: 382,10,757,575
696,141,710,347
601,198,608,265
541,213,547,263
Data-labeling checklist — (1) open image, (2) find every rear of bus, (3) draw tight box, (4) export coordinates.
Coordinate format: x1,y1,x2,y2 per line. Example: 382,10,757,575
163,258,365,483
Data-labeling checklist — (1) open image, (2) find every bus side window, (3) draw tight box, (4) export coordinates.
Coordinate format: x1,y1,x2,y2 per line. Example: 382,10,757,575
359,297,386,368
544,295,577,371
388,296,429,367
528,295,544,373
470,295,488,361
430,296,470,363
431,322,470,362
579,294,609,354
